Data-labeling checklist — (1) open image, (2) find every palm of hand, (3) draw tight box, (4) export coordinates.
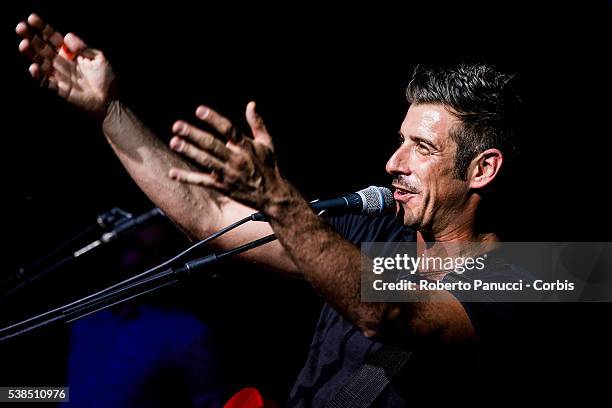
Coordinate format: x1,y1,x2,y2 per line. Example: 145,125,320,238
58,52,114,116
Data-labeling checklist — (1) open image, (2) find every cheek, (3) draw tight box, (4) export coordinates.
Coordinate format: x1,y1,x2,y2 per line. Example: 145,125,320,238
418,162,438,194
422,163,458,202
436,178,468,205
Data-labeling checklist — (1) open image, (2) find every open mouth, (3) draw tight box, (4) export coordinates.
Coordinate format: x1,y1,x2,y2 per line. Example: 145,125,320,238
393,185,417,201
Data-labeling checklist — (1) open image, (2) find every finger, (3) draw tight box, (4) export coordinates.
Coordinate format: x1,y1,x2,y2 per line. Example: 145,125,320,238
60,44,76,61
245,101,273,146
168,168,226,191
30,35,56,62
27,14,63,50
15,22,32,39
28,63,47,79
63,32,89,55
29,63,42,79
19,39,34,60
172,121,231,160
39,58,53,76
170,137,227,172
41,23,64,49
27,14,46,30
195,105,243,142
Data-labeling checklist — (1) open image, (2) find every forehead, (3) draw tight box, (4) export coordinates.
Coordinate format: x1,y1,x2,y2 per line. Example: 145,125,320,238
401,103,457,146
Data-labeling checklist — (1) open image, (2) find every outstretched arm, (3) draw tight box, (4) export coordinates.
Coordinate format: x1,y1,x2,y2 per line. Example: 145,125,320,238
15,14,298,275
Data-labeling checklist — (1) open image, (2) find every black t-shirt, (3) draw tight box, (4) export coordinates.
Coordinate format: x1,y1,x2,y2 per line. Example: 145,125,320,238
286,213,530,407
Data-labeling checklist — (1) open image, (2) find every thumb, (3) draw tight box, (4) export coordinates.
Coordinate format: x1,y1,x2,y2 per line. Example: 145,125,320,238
63,32,89,55
246,101,273,147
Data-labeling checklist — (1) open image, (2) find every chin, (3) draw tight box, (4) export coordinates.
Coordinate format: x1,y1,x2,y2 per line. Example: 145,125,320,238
395,206,421,229
403,218,422,229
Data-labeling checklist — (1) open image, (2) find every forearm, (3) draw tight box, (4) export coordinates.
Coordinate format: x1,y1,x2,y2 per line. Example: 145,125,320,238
266,186,396,337
102,100,225,238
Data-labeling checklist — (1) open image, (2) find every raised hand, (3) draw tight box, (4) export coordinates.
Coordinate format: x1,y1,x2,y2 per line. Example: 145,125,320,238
168,102,294,216
16,13,115,118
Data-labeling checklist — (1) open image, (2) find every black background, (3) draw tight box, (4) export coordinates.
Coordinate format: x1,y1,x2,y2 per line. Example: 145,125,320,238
1,0,611,404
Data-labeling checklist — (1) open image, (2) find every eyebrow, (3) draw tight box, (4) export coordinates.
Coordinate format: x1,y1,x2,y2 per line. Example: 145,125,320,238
398,131,439,150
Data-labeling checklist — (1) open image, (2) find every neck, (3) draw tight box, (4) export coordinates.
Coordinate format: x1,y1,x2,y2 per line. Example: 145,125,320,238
415,211,500,280
418,195,499,243
417,224,499,243
416,230,499,256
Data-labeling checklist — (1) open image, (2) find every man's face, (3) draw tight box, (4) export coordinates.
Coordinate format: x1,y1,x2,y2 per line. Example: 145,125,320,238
386,103,471,233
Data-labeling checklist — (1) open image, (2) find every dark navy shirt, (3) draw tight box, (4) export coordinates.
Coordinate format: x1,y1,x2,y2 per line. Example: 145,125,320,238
287,213,527,407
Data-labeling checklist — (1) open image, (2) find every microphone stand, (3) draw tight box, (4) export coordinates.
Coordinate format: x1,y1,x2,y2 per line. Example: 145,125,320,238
0,217,275,343
62,233,278,324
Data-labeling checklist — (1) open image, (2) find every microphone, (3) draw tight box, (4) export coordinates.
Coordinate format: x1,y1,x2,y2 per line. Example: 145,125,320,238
310,186,394,214
252,186,394,221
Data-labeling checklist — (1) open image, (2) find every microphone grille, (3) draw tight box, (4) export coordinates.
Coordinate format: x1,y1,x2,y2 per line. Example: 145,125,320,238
357,186,395,214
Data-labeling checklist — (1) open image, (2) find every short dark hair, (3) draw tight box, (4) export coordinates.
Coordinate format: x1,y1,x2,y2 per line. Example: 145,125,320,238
405,62,522,180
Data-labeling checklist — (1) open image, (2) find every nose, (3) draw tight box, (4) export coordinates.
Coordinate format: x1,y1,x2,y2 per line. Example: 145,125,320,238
386,145,411,176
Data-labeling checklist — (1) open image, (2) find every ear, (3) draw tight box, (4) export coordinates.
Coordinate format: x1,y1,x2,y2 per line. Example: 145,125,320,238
468,148,503,189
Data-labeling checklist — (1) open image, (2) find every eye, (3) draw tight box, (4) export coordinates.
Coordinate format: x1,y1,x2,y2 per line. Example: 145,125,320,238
416,141,430,155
